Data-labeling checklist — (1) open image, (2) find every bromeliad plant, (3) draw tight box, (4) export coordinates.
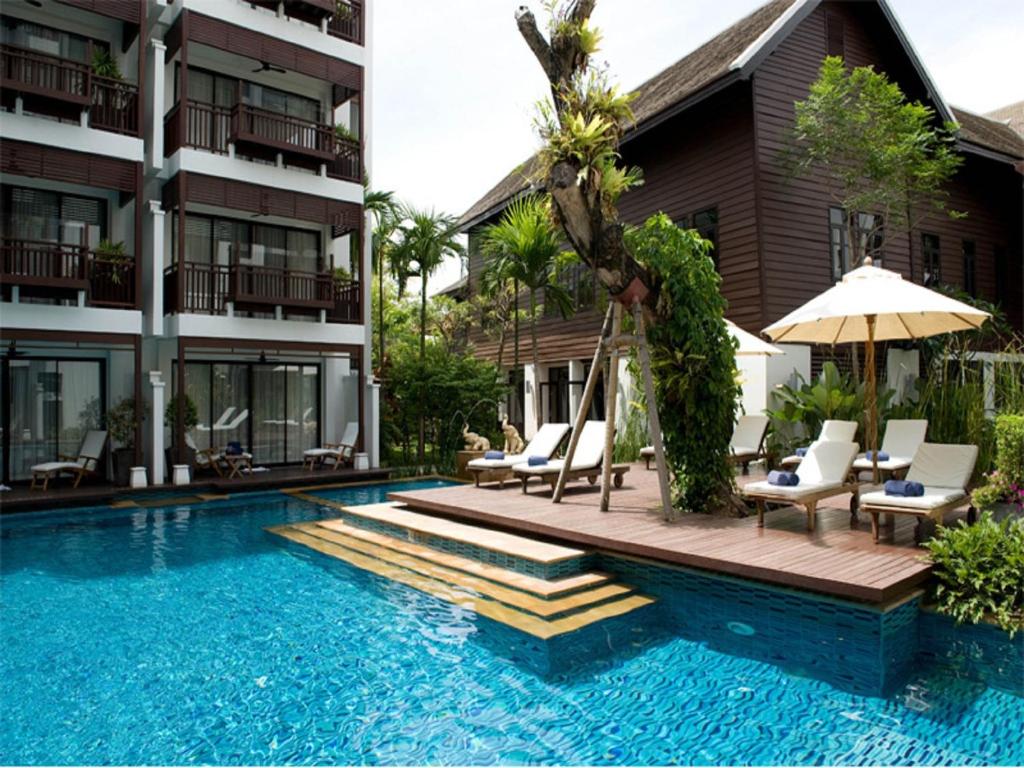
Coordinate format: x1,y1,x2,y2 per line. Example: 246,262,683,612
923,512,1024,637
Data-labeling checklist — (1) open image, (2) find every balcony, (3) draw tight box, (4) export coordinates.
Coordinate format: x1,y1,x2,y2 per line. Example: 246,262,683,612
1,238,136,308
165,100,362,181
0,45,139,136
327,1,364,45
164,261,361,323
251,0,336,26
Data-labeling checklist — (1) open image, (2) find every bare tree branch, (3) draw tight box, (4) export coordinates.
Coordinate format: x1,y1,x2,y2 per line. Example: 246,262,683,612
515,7,555,82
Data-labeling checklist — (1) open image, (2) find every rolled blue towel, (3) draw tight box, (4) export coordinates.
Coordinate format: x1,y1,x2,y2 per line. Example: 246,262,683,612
527,456,548,466
795,447,808,457
484,450,505,460
884,480,924,497
768,470,800,487
226,441,242,456
865,450,890,462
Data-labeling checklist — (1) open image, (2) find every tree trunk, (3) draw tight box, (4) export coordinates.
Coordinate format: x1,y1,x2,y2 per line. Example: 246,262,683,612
418,274,427,463
513,279,520,425
378,251,385,374
530,288,541,433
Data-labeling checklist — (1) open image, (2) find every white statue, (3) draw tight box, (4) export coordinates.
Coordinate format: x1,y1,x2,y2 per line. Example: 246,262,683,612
462,423,491,452
501,417,525,455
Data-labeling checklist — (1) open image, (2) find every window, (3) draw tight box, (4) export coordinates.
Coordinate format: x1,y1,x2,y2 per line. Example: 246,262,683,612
0,16,97,63
921,233,941,286
1,186,106,247
826,13,845,59
545,259,597,315
172,213,320,271
693,208,719,268
829,207,884,279
962,240,976,297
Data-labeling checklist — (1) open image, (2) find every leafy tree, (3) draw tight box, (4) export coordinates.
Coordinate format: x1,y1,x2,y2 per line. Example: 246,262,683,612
514,2,738,514
365,187,399,375
786,56,963,276
391,206,464,460
481,195,574,430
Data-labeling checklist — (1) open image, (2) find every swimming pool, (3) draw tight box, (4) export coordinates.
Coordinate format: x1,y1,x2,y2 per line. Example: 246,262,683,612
2,480,1022,765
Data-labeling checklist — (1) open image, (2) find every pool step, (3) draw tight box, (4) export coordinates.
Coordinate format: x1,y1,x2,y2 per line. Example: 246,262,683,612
268,515,656,639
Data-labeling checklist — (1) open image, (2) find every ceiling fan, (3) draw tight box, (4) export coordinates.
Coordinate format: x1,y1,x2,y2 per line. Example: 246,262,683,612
4,342,29,360
252,60,286,75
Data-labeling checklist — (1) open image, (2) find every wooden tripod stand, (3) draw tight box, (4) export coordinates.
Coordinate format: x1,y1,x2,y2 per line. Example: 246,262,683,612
552,298,675,520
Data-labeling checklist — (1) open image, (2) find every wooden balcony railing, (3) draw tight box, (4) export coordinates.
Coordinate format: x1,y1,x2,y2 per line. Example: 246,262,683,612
327,0,364,44
326,136,361,182
164,261,361,323
0,45,139,136
231,103,335,162
0,239,136,308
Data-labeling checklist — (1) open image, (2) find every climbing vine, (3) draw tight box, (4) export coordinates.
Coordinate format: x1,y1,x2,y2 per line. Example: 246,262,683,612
628,215,740,513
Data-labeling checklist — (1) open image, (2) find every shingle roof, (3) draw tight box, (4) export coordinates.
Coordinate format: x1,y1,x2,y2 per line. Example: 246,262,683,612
952,106,1024,160
458,0,1024,231
457,0,796,229
985,100,1024,138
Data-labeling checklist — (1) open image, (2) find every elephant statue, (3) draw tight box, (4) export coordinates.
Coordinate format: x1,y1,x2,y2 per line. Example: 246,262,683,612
462,423,491,452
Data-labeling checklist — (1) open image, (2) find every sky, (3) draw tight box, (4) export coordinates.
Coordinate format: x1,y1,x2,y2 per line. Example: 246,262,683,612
370,0,1024,294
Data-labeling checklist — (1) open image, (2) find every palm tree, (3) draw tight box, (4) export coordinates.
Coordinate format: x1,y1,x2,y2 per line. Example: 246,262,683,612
482,195,573,432
364,188,399,374
393,206,464,460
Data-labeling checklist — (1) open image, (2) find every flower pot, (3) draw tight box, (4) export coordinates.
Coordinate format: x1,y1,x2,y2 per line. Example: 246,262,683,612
165,446,197,477
112,448,135,487
986,501,1024,523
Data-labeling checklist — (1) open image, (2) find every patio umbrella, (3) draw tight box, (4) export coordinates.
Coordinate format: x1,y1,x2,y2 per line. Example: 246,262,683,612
762,257,990,482
727,320,783,357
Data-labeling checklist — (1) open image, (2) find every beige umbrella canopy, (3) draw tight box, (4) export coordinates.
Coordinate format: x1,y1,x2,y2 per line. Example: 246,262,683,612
762,257,990,481
727,320,783,357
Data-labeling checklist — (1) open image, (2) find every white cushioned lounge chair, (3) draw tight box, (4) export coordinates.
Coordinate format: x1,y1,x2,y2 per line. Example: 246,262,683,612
30,430,108,490
512,420,629,492
851,419,928,479
779,419,859,468
742,440,860,532
859,443,978,544
303,422,358,470
641,414,770,474
466,422,570,488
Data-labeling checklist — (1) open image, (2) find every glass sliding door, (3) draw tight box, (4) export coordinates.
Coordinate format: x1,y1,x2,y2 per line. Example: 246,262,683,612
286,365,319,463
252,364,285,464
3,358,103,482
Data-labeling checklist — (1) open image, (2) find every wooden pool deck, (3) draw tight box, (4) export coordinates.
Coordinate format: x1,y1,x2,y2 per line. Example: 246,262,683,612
389,465,955,605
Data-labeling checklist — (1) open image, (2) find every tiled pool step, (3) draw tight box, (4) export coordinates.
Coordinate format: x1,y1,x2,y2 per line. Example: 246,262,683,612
267,514,656,639
292,497,593,579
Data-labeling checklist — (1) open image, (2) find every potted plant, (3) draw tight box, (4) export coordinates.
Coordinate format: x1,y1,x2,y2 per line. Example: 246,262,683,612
972,414,1024,521
95,239,130,285
165,394,199,471
106,398,148,486
334,123,358,143
91,48,123,80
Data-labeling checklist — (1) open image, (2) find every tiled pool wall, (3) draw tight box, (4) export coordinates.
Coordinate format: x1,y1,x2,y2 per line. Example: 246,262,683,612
603,554,1023,699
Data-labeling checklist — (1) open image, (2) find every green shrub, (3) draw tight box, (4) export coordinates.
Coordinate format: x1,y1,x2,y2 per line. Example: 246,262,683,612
972,414,1024,511
106,398,149,449
165,394,199,440
923,512,1024,637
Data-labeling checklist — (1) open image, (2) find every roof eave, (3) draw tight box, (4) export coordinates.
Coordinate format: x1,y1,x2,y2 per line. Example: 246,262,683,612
956,139,1024,167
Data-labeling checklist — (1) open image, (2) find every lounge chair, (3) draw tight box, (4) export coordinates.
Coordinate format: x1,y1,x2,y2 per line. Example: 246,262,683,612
741,440,859,531
851,419,928,479
186,432,225,477
466,422,570,488
216,408,249,432
779,419,858,468
196,406,236,433
859,443,978,544
512,420,630,492
30,430,108,490
303,422,358,470
640,414,770,473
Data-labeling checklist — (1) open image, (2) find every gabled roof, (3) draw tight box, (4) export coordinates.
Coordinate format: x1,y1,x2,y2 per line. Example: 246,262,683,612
458,0,1020,231
986,100,1024,137
952,106,1024,160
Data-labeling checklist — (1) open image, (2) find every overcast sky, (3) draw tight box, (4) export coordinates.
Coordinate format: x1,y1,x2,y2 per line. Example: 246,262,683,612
370,0,1024,293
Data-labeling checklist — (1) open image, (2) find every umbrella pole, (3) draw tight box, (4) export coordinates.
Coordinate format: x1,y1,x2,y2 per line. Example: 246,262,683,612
865,314,879,485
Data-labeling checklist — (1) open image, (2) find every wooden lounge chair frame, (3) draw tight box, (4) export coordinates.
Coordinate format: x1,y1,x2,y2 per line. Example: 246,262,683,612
750,476,860,532
30,430,107,490
861,496,974,544
515,463,630,493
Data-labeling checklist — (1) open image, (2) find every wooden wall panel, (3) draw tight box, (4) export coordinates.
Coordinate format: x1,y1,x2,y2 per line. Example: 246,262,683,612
1,140,138,192
753,0,1022,330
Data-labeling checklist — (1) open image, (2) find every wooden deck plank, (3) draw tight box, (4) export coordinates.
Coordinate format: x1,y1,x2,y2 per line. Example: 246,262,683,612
388,465,934,604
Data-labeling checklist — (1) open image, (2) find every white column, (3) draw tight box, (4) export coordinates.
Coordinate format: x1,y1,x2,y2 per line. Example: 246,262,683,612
149,371,166,486
523,363,539,439
367,378,380,467
568,359,584,421
615,357,634,433
146,40,166,172
145,201,165,337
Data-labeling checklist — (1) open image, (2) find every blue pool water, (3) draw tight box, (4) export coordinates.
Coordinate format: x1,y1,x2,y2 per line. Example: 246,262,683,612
2,480,1022,765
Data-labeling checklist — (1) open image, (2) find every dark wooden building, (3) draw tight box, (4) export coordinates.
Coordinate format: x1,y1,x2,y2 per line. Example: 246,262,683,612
455,0,1024,431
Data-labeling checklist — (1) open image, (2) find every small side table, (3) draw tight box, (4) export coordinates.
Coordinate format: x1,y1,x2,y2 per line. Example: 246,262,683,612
222,453,253,479
172,464,191,486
